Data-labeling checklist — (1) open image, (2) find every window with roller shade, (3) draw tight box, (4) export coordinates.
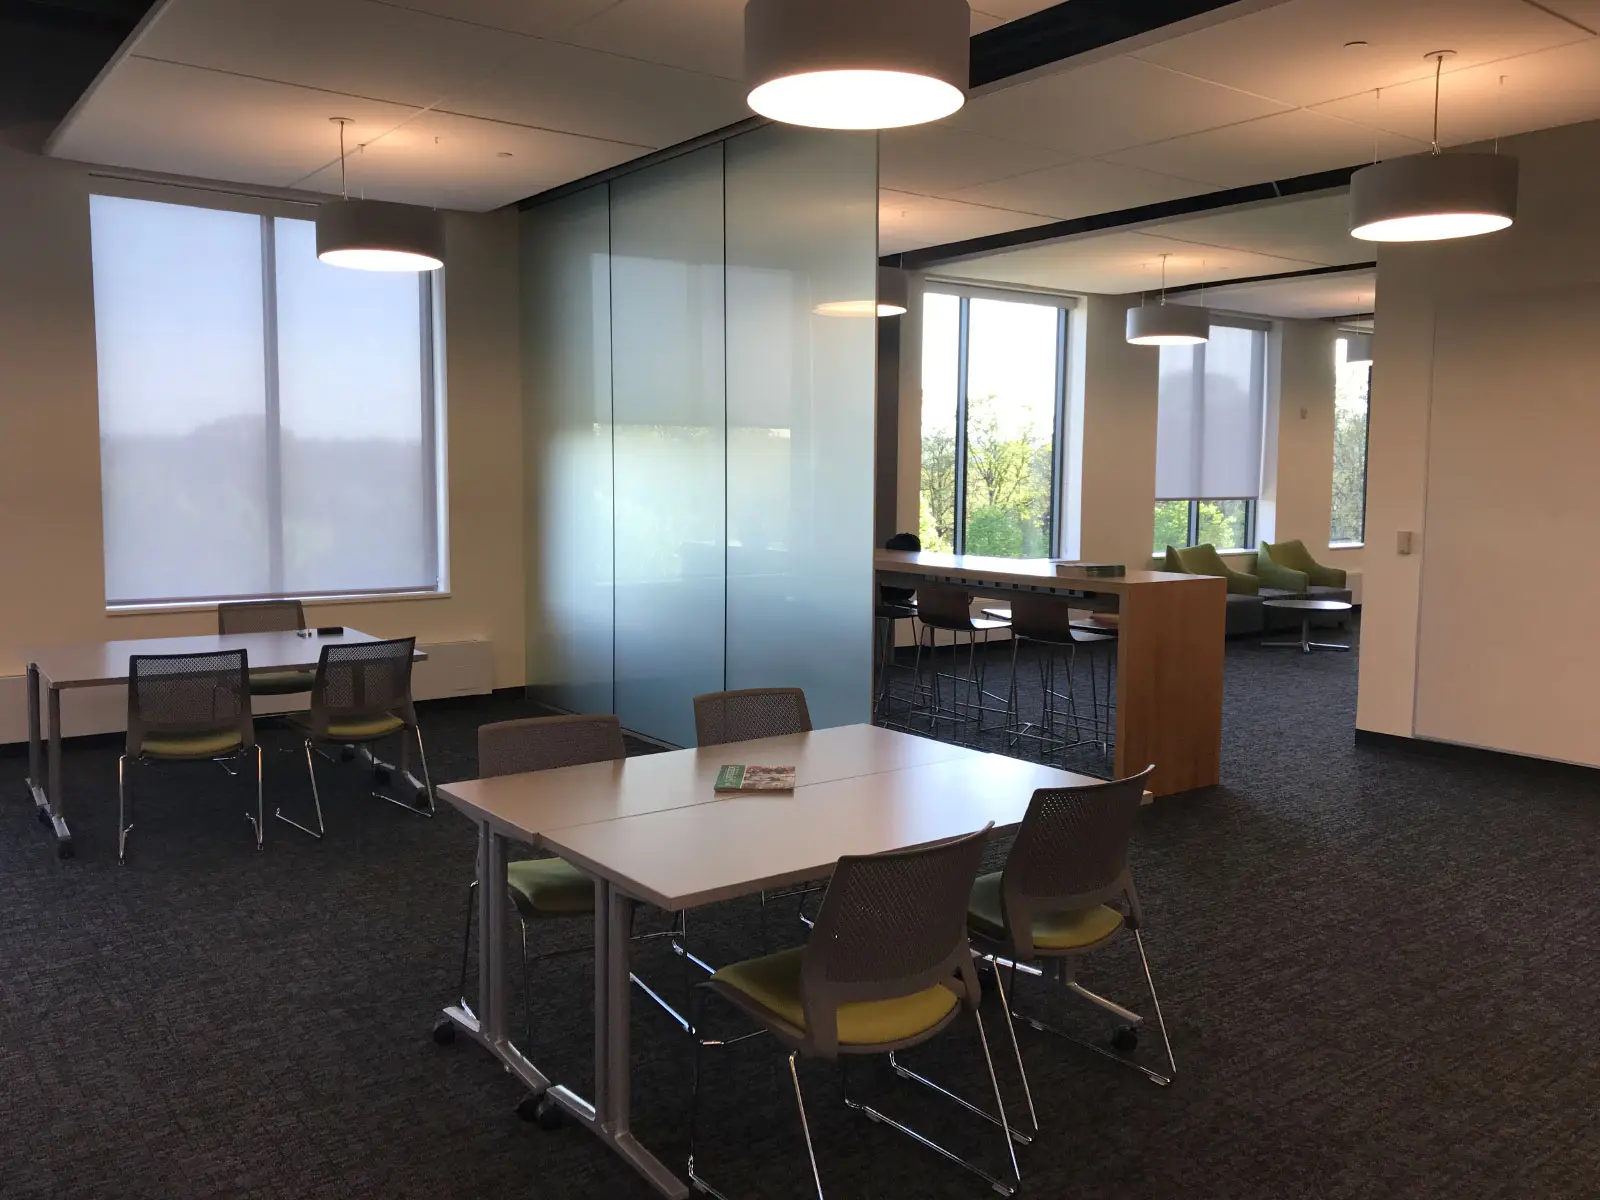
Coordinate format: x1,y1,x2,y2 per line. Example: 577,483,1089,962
1151,322,1267,553
89,194,444,607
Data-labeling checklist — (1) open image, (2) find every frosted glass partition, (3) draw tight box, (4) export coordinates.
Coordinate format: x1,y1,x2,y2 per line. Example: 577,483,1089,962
521,188,614,714
609,147,727,746
724,127,877,728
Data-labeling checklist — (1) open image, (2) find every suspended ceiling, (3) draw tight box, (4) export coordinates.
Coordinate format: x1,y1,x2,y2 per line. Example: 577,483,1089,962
43,0,1600,271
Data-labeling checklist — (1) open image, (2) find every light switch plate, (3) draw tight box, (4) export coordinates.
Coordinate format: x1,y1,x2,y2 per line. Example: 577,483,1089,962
1397,530,1416,555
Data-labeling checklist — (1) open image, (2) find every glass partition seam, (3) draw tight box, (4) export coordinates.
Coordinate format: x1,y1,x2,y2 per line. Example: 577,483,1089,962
259,216,285,595
607,180,618,716
722,139,730,695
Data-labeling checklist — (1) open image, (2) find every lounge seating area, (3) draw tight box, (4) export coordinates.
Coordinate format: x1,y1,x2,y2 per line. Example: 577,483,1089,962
1163,540,1355,637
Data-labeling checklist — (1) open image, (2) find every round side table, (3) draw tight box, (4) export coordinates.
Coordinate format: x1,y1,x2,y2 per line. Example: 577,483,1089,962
1261,598,1354,653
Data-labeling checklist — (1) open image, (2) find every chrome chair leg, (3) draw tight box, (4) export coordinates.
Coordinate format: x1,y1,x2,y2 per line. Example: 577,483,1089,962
117,754,131,865
1136,930,1177,1080
250,745,264,850
790,1051,826,1200
276,738,327,839
886,1050,1031,1144
991,957,1039,1134
371,726,436,817
1010,952,1174,1087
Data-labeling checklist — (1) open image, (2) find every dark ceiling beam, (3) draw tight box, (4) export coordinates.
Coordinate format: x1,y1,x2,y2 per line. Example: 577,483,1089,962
886,164,1359,269
1160,261,1376,299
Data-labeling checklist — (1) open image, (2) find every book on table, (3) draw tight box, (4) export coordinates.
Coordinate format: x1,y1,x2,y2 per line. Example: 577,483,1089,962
714,764,796,792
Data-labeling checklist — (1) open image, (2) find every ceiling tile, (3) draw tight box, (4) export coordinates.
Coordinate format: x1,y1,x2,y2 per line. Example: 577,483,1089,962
1103,108,1426,188
376,0,622,38
562,0,745,80
1150,193,1372,266
1172,268,1376,320
952,56,1290,156
969,9,1006,34
1311,37,1600,149
50,57,414,188
294,108,640,209
133,0,521,110
1130,0,1587,108
935,228,1315,294
448,36,748,150
948,157,1218,220
879,126,1071,196
971,0,1067,20
879,189,1052,256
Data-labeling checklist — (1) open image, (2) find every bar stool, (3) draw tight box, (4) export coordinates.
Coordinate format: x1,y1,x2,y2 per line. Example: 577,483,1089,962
912,586,1010,740
989,601,1116,765
1069,614,1117,763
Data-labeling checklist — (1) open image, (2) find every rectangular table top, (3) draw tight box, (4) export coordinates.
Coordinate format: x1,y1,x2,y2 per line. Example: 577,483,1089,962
875,548,1201,594
539,742,1102,911
437,724,984,844
27,629,420,688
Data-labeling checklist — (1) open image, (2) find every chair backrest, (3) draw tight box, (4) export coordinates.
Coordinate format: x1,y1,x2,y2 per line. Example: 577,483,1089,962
693,688,812,747
1006,592,1078,643
880,531,921,607
800,825,992,1057
307,638,417,737
998,767,1154,959
217,599,306,635
127,649,254,754
478,714,626,778
915,584,976,631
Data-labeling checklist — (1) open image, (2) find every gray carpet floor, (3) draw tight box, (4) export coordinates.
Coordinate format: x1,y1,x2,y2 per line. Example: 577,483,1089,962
2,625,1598,1199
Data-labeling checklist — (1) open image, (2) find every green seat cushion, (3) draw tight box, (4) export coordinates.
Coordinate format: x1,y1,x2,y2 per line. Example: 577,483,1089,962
249,669,315,696
140,729,245,759
710,947,959,1046
1168,543,1260,595
289,712,406,741
1263,539,1346,588
506,857,595,916
1253,545,1310,593
967,872,1125,951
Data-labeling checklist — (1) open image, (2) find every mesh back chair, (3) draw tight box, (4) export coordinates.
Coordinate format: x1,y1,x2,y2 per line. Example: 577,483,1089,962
217,600,315,697
277,637,434,838
120,650,262,864
437,714,704,1063
693,688,812,747
911,586,1009,739
967,767,1173,1123
690,825,1023,1199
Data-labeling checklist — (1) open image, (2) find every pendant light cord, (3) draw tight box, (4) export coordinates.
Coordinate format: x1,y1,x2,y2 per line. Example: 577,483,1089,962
339,119,349,199
1159,253,1168,306
1430,54,1442,154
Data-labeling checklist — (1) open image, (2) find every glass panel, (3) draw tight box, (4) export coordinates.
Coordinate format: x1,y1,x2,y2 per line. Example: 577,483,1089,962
725,124,877,730
918,292,959,552
962,298,1057,557
1197,499,1250,549
609,146,726,746
274,217,431,595
521,188,614,714
90,195,270,604
1331,337,1371,545
1153,500,1189,553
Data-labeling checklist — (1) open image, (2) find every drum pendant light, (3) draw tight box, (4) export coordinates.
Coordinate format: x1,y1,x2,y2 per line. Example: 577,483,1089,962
1349,52,1517,243
744,0,969,130
812,267,910,317
1126,255,1209,346
315,118,444,272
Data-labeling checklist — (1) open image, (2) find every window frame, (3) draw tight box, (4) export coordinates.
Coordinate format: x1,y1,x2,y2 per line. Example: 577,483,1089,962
92,196,447,610
1330,334,1372,548
923,285,1073,557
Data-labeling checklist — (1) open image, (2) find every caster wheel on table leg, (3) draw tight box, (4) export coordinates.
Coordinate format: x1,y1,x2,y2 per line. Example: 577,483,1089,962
517,1094,564,1130
431,1017,456,1046
1111,1024,1139,1052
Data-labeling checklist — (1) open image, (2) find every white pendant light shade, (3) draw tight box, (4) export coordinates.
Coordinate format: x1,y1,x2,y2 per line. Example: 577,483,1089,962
316,199,445,272
876,266,908,317
1349,152,1517,243
1126,302,1210,346
744,0,969,130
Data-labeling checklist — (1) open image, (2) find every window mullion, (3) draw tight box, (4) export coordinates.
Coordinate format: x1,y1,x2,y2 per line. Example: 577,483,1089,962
260,216,285,596
952,297,971,555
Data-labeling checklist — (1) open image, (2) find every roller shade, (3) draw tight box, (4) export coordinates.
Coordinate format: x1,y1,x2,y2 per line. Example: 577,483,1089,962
1154,323,1267,501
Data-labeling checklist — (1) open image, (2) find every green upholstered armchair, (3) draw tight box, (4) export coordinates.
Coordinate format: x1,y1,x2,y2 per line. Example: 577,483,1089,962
1164,543,1260,595
1260,539,1346,588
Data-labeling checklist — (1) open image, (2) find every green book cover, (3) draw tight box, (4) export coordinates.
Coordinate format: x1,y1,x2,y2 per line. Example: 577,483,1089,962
714,764,796,792
714,764,746,791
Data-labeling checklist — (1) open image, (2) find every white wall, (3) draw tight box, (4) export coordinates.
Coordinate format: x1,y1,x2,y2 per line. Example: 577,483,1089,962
0,147,526,736
1357,119,1600,765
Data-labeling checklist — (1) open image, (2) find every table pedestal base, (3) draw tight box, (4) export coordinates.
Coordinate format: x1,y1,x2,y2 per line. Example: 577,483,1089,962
1263,616,1351,654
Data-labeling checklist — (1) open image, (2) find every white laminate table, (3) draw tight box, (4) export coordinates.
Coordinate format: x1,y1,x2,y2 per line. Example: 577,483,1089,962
435,724,1103,1199
23,628,423,857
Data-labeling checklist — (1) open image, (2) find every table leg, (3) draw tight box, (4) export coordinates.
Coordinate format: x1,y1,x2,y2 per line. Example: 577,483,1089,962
45,681,71,857
438,823,552,1096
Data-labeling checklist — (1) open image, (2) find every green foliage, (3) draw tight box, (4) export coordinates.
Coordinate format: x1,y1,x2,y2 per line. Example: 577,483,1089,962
1330,405,1368,544
1152,501,1188,554
919,392,1052,559
1152,498,1250,553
